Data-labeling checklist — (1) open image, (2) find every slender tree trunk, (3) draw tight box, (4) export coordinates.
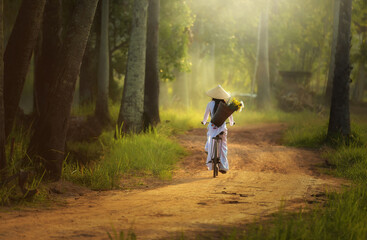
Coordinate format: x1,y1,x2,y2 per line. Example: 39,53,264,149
95,0,110,124
255,6,271,109
251,16,261,95
27,0,99,180
79,37,96,105
34,0,62,118
325,0,341,105
109,47,120,102
327,0,352,139
143,0,160,130
0,0,6,176
117,0,148,134
4,0,46,138
352,63,366,102
79,1,101,106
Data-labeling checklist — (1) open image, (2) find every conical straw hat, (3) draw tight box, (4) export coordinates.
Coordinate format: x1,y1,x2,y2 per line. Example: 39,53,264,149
206,85,230,100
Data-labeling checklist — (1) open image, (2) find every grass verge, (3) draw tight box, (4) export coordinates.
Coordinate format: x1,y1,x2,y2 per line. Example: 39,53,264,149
63,130,186,190
62,108,200,190
218,114,367,240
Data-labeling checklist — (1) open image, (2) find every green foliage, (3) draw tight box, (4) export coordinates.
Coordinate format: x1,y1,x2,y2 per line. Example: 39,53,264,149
283,117,328,148
63,130,186,190
183,0,334,95
0,184,15,206
109,0,133,78
221,185,367,240
0,125,52,206
109,0,194,83
66,140,104,165
107,228,137,240
235,109,320,126
217,117,367,240
62,108,197,190
325,145,367,181
283,113,367,149
158,108,202,135
159,0,194,81
351,0,367,64
270,0,333,71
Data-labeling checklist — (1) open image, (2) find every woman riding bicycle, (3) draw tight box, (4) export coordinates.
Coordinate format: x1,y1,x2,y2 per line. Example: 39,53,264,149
202,85,234,174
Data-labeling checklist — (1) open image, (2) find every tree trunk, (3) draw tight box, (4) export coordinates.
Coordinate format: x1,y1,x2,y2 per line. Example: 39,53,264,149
95,0,110,124
34,0,62,118
0,0,6,176
352,63,366,102
325,0,341,105
143,0,160,130
117,0,148,134
255,6,271,109
327,0,352,139
4,0,46,138
79,37,97,105
109,47,120,102
79,1,101,106
27,0,99,180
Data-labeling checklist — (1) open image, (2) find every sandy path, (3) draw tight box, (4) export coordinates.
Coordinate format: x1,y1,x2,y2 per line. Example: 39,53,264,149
0,123,344,239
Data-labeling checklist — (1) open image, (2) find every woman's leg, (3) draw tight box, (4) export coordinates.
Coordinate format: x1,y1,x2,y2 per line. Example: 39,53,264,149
219,131,229,171
205,131,209,153
206,136,213,170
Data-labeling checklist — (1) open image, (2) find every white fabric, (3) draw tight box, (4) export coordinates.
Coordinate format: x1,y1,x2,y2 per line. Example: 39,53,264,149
202,101,234,171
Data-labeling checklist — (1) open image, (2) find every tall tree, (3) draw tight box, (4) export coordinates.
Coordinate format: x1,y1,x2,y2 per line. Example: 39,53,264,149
254,3,271,109
95,0,110,124
27,0,99,180
325,0,341,105
0,0,6,176
117,0,148,134
143,0,160,129
79,36,97,105
327,0,352,139
3,0,46,137
351,0,367,103
352,63,366,102
79,1,101,106
34,0,62,118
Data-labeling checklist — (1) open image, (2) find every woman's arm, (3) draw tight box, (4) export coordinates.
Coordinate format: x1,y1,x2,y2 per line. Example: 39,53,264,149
229,114,234,126
202,102,211,124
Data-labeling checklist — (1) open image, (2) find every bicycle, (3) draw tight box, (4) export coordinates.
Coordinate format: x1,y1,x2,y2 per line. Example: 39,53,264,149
202,122,233,178
210,131,224,178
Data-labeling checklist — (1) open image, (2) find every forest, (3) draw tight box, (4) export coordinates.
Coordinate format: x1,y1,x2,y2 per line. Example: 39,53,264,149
0,0,367,239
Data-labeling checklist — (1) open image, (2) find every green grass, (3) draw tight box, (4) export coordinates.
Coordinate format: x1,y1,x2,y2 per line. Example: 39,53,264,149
283,114,328,148
158,108,202,134
235,109,320,126
63,130,186,190
325,146,367,182
217,114,367,240
62,108,193,190
221,185,367,240
0,126,43,206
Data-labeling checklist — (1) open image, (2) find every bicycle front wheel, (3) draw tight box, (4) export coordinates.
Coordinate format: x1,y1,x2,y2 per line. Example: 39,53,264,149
213,140,218,178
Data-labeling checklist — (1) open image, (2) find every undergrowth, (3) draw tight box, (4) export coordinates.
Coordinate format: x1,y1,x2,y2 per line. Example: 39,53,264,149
0,126,48,206
63,130,186,190
218,113,367,240
62,108,199,190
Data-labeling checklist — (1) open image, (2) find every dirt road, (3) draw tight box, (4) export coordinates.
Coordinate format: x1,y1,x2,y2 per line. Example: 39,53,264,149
0,124,344,239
